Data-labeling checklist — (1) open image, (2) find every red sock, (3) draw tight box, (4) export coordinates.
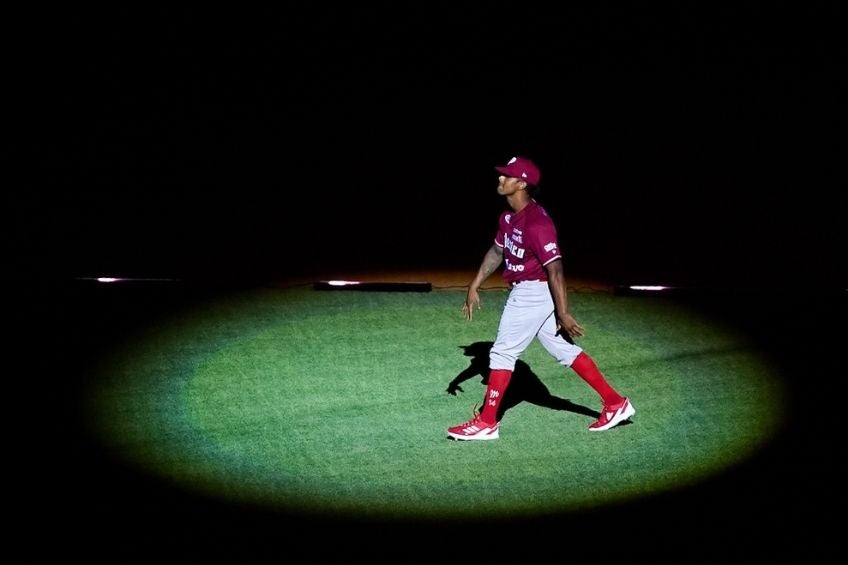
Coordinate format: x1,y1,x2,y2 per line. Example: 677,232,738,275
479,369,512,424
570,352,623,407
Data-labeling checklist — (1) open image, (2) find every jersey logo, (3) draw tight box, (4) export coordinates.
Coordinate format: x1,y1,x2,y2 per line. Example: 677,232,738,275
505,214,512,224
544,242,557,253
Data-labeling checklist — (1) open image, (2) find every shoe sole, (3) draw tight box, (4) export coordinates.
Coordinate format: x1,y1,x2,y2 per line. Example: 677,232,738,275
446,430,499,441
589,401,636,432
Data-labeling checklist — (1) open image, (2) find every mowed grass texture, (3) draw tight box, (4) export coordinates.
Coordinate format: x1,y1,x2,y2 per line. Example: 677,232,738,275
83,285,786,523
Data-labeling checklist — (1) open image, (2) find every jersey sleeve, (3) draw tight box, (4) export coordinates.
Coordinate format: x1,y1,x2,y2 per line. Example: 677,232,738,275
494,212,508,248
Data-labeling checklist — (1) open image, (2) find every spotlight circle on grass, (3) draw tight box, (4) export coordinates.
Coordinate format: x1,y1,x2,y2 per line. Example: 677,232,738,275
84,287,787,521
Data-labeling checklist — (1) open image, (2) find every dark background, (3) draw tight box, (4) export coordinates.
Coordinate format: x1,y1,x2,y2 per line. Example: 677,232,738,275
16,4,845,559
22,4,844,289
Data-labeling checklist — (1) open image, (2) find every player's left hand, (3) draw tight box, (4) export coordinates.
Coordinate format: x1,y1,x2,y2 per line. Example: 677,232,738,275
462,289,482,320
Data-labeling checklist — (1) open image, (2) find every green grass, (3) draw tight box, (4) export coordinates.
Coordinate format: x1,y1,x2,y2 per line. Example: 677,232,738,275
83,285,787,523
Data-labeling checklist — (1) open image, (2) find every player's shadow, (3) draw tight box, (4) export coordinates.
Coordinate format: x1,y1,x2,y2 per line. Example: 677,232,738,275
447,341,600,421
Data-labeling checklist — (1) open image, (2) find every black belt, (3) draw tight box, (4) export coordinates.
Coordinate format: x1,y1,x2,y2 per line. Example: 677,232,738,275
510,279,544,287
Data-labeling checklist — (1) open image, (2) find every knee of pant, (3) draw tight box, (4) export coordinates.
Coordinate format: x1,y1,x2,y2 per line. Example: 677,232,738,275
489,350,516,370
558,348,583,367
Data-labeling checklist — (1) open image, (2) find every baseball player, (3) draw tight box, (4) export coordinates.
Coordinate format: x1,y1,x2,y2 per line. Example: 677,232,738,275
447,156,635,440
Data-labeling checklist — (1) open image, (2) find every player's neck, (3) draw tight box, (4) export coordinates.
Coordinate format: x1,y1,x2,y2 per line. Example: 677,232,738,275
507,193,533,213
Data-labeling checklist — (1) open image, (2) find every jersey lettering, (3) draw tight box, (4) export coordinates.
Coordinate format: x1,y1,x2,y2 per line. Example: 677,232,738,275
504,259,525,272
504,235,526,259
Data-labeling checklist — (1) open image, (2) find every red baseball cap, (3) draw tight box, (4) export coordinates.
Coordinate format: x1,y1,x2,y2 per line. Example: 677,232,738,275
495,156,541,185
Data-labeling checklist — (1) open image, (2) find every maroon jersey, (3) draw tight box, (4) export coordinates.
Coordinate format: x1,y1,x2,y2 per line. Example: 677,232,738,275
494,200,562,285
